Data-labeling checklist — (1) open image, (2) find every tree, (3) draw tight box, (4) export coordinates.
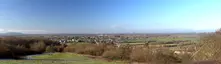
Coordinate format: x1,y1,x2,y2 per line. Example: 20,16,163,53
30,41,46,52
45,46,56,53
216,28,221,34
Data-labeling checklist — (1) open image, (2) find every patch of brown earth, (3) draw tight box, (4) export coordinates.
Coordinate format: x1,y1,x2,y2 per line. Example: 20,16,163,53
193,60,221,64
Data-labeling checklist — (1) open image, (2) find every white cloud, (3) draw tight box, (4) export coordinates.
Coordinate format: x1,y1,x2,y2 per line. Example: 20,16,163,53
0,28,48,34
6,29,47,34
0,29,4,32
0,28,5,33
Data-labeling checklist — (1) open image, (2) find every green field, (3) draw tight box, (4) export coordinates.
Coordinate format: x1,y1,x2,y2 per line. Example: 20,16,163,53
122,37,199,44
0,53,124,64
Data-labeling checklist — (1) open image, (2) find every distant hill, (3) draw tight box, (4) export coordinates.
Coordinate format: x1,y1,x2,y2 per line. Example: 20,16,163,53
0,32,24,36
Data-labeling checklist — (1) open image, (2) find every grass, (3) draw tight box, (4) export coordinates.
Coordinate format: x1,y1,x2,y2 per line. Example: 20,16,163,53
147,37,198,42
0,53,125,64
122,37,199,44
33,53,86,59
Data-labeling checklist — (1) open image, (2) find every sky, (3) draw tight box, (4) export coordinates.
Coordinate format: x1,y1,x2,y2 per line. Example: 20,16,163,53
0,0,221,34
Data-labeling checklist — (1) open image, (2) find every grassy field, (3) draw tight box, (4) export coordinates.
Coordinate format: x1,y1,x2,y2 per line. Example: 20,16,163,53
123,36,199,43
0,53,125,64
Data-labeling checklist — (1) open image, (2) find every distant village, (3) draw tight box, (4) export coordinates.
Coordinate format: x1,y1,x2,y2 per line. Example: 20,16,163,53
41,34,194,46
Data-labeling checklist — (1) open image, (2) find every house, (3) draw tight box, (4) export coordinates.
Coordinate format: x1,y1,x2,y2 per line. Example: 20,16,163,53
59,40,66,44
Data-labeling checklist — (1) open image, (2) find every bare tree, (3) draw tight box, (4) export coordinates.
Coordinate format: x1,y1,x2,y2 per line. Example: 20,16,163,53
215,28,221,34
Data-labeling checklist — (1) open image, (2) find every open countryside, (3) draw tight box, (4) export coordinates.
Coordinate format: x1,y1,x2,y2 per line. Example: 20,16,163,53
1,0,221,64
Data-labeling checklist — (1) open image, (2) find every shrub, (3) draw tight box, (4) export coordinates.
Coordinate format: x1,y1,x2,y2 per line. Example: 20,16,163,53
118,44,132,60
73,43,88,54
193,34,221,61
102,49,122,60
63,43,183,64
63,46,76,52
83,44,105,56
0,43,10,54
54,45,65,52
29,41,46,52
130,47,181,64
102,44,132,60
179,53,193,64
63,43,108,56
104,44,116,51
0,37,62,58
63,43,79,52
152,49,181,64
45,46,57,53
130,47,152,62
163,44,178,47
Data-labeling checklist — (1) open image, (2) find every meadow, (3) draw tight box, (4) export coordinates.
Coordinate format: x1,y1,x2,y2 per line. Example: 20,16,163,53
0,53,124,64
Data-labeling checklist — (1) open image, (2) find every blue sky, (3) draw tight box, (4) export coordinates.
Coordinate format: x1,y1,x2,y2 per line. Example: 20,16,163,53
0,0,221,34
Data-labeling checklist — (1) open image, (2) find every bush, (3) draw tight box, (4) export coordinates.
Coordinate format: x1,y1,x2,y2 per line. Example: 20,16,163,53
102,49,122,60
0,37,62,58
63,43,183,64
63,46,76,52
45,46,57,53
29,41,46,52
179,53,193,64
63,43,108,56
118,44,132,60
130,47,152,62
193,34,221,61
104,45,116,51
152,49,181,64
102,44,132,60
63,43,79,52
0,43,10,54
83,44,105,56
163,44,178,47
73,43,88,54
130,47,181,64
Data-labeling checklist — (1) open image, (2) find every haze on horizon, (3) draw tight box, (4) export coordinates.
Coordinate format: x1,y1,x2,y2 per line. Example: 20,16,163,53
0,0,221,34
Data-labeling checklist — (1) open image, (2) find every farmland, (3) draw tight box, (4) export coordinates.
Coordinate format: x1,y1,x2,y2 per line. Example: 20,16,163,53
0,32,220,64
